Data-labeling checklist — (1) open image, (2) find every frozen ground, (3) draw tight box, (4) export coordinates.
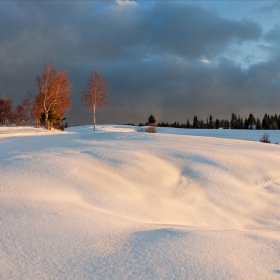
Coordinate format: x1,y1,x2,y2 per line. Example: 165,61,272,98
1,125,280,279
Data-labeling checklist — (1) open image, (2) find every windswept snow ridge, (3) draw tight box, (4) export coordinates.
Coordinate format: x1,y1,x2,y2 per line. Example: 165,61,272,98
1,125,280,279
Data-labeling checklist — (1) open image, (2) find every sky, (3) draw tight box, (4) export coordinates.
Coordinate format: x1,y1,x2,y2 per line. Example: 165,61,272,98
0,0,280,125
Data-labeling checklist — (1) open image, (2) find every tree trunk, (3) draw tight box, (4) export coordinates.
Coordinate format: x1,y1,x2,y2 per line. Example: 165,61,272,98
93,106,96,131
45,111,51,130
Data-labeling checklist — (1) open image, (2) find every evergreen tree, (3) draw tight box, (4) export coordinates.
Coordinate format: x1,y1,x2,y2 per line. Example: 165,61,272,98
193,116,199,128
199,119,205,129
225,120,230,129
230,113,237,129
272,121,278,129
148,114,156,125
215,118,220,129
262,113,270,130
221,119,229,129
244,118,249,129
256,118,261,130
40,110,61,128
270,115,278,129
277,114,280,129
234,116,244,129
239,117,244,129
208,115,214,129
186,119,191,128
248,113,256,129
235,115,241,129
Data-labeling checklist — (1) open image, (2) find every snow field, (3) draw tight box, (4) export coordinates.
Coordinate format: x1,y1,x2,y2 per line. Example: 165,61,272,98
1,125,280,279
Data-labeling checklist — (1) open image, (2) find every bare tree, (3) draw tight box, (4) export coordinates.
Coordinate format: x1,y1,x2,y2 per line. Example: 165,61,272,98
80,71,109,131
0,94,13,125
260,133,270,143
13,104,24,126
35,62,72,130
29,90,42,127
13,98,30,126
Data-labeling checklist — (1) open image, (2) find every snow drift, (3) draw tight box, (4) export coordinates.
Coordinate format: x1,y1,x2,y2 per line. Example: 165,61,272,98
1,125,280,279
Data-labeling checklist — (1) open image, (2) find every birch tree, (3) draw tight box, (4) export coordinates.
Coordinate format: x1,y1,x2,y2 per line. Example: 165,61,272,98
80,71,109,130
35,62,72,130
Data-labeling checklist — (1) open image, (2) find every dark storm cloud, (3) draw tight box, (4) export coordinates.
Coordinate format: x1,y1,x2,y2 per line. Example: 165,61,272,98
146,2,261,58
0,0,279,125
99,56,279,123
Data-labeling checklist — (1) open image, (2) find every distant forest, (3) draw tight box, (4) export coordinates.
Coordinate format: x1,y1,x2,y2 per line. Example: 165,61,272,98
1,89,280,131
137,113,280,130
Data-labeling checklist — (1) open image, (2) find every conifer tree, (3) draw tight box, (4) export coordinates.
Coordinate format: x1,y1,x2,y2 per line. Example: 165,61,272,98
215,118,220,129
230,113,237,129
256,118,262,130
270,114,278,129
148,114,156,125
208,115,214,129
240,117,244,129
193,116,199,128
248,113,256,129
244,118,249,129
277,114,280,129
186,119,191,128
199,119,205,128
262,113,270,130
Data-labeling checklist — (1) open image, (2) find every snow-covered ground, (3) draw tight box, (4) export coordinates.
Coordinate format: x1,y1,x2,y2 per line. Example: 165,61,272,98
1,125,280,279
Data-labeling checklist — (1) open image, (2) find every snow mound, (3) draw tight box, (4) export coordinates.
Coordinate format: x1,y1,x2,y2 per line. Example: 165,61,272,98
1,125,280,279
0,126,70,138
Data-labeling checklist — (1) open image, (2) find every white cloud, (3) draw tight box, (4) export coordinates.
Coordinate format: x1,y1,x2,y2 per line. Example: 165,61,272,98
201,59,211,64
201,59,218,66
116,0,138,7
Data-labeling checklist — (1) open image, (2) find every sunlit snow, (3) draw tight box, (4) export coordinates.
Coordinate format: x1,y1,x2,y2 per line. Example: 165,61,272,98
1,125,280,279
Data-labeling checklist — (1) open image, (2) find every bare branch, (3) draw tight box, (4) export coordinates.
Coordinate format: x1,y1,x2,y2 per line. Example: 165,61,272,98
80,71,109,130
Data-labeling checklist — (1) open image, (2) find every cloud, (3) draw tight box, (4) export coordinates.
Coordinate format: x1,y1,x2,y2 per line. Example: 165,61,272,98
146,3,261,59
0,1,261,65
264,24,280,44
0,1,279,125
116,0,138,7
253,1,280,14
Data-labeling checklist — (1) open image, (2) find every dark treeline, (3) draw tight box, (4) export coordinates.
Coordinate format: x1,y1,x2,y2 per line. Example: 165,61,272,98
139,113,280,130
0,92,68,129
2,89,280,131
0,93,30,126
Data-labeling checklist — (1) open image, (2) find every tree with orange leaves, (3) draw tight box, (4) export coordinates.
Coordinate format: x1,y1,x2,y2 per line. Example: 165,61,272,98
30,91,42,127
0,94,13,125
34,62,72,130
80,71,109,130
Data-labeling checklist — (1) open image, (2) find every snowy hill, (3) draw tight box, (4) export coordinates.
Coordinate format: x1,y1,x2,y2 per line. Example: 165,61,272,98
1,125,280,279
